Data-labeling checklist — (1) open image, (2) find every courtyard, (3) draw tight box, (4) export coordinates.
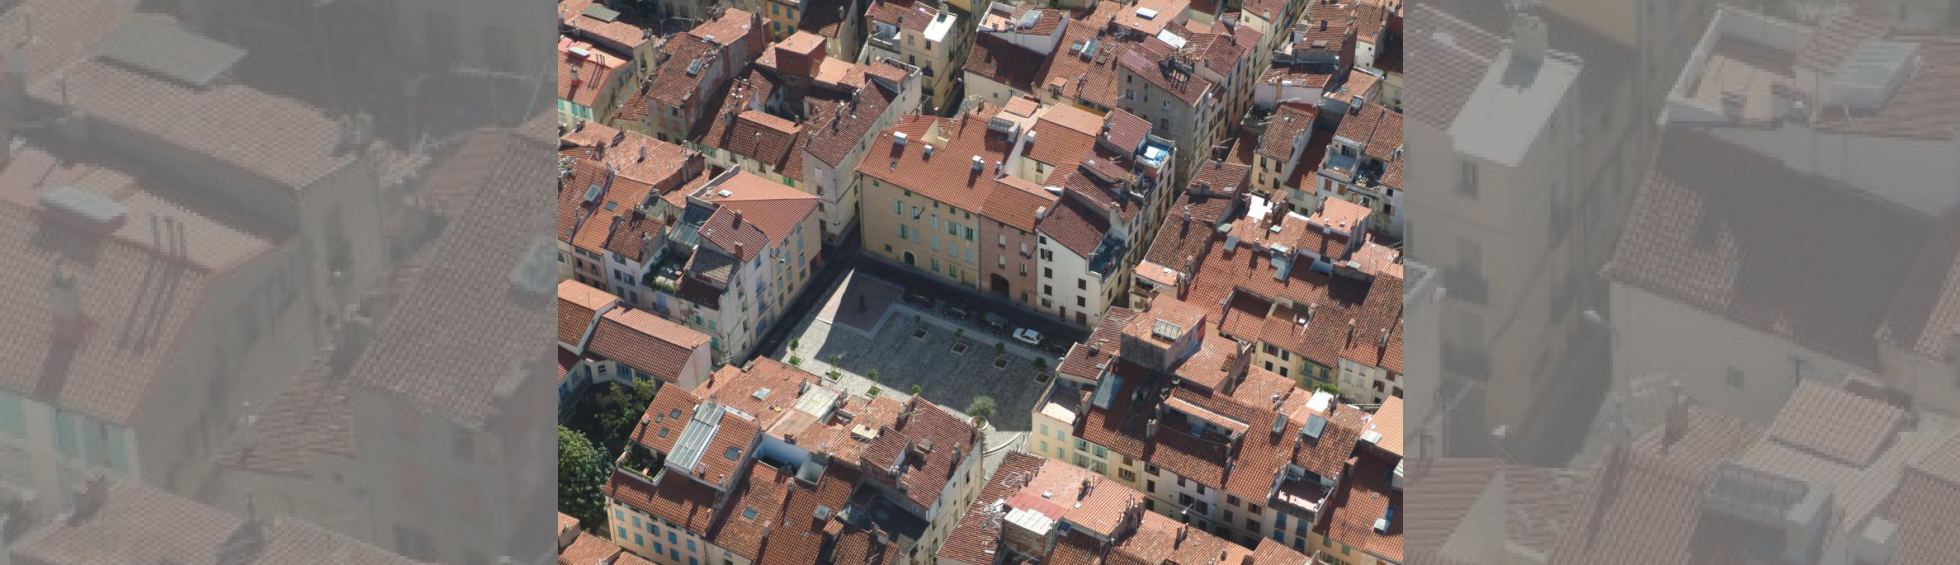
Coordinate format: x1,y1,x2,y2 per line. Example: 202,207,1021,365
769,270,1055,433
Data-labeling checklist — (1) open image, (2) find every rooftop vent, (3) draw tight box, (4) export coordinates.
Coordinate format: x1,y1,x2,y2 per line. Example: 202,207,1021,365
686,59,705,77
971,155,985,171
1152,319,1184,341
1136,7,1159,20
923,144,936,158
894,131,910,146
1020,12,1041,29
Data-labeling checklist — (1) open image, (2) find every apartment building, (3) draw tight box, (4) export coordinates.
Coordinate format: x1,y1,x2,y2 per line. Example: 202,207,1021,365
1252,104,1319,197
1116,35,1221,188
559,124,712,309
644,171,822,364
862,0,966,113
614,10,770,143
8,477,427,565
1028,297,1401,554
557,281,715,416
0,146,328,529
559,0,661,64
559,37,634,125
562,526,659,565
690,31,923,242
859,99,1173,324
1402,8,1583,442
1313,102,1403,234
604,358,986,565
935,452,1313,565
1130,159,1250,307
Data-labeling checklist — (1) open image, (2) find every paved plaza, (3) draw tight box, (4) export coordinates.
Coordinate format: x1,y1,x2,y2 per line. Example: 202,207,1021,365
770,271,1054,434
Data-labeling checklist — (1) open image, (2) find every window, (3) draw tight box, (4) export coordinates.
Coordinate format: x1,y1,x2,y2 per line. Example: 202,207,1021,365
0,390,23,438
1044,267,1053,278
1459,160,1479,197
1177,477,1187,487
1147,480,1156,493
1077,296,1086,308
1119,468,1137,481
999,234,1007,246
895,200,904,215
1078,279,1087,290
1247,518,1259,531
636,533,646,546
1146,464,1159,476
1249,504,1262,514
1045,285,1054,296
1228,495,1241,507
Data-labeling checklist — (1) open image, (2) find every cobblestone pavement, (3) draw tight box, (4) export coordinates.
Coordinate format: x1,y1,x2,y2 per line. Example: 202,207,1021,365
769,271,1056,435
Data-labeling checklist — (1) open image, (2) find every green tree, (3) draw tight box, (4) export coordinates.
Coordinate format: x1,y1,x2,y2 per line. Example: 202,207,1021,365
966,396,997,423
1033,357,1049,373
995,342,1007,356
954,328,965,341
600,379,660,449
558,426,611,531
911,384,923,396
866,369,880,382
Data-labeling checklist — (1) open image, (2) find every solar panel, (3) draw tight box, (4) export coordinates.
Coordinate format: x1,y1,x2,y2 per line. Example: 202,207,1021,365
1303,415,1329,439
97,14,246,87
582,4,622,23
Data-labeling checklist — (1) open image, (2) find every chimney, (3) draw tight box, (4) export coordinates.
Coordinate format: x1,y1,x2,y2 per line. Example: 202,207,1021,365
1346,319,1356,346
50,256,87,343
639,144,649,162
734,242,746,258
1511,12,1548,62
733,209,744,228
1146,418,1160,438
1106,202,1120,228
1660,380,1689,453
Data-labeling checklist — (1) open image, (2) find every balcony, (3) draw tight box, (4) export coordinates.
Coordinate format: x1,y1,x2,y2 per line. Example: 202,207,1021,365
869,27,901,54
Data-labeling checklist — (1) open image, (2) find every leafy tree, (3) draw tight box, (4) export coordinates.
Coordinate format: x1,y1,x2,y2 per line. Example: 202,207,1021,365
996,342,1007,356
828,353,841,366
967,396,997,423
558,426,611,531
599,378,660,449
954,328,965,341
869,386,884,396
1033,357,1049,373
866,369,880,382
911,384,923,396
789,337,801,351
788,356,802,366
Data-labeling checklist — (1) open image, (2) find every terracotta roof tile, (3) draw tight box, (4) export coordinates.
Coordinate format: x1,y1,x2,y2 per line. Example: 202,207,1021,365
805,78,902,167
559,0,655,52
561,531,631,565
1365,396,1404,457
29,59,357,189
558,280,618,347
1313,451,1401,563
1061,307,1140,380
980,176,1060,231
1890,433,1960,565
938,452,1044,563
1793,12,1890,72
1258,105,1317,161
588,308,711,383
631,385,704,455
867,0,938,32
1119,38,1215,105
856,106,1017,213
1292,405,1366,479
1604,131,1929,371
1764,380,1904,467
558,37,629,109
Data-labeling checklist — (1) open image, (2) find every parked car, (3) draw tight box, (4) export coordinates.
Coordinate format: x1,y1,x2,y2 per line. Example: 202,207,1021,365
946,305,973,319
982,313,1012,333
1013,327,1044,346
904,289,934,307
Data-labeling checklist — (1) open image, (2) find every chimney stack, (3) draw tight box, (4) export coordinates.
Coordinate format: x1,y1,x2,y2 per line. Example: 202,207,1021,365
733,209,744,227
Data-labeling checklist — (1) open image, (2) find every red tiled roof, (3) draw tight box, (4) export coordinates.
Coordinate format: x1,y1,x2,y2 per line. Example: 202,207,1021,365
863,398,983,509
1314,451,1401,563
1292,405,1366,479
805,78,902,167
558,37,628,109
1258,105,1317,161
1039,191,1114,257
1764,380,1904,467
558,280,618,347
693,357,823,430
965,33,1047,93
856,106,1017,213
1401,5,1503,128
29,60,357,189
700,172,819,241
980,176,1060,231
1889,433,1960,565
587,308,711,383
631,385,703,455
1548,407,1764,565
707,460,796,562
867,0,938,32
559,0,655,51
1119,38,1214,105
1366,396,1404,457
1793,12,1889,72
561,531,631,565
1604,131,1929,371
10,479,240,564
213,349,356,479
1060,307,1139,380
644,33,718,109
